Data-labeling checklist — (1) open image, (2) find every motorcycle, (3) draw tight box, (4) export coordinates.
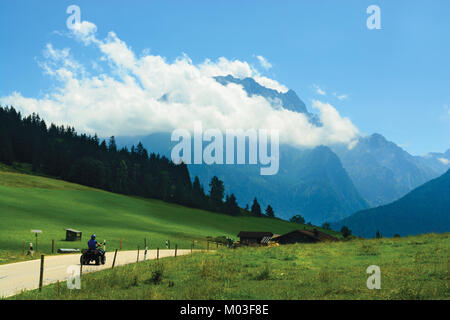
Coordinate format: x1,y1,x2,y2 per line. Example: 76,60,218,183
80,242,106,265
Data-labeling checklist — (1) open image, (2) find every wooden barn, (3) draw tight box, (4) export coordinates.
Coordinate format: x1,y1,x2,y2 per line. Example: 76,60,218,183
237,231,273,245
273,229,338,244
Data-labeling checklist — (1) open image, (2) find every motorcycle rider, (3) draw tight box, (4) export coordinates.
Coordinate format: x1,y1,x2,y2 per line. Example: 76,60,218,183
88,234,105,258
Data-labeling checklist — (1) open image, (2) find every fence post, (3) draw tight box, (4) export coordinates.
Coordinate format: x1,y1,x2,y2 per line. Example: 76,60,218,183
175,244,177,258
120,238,122,250
52,239,55,254
112,249,118,269
80,262,83,280
144,247,148,261
207,241,209,251
22,241,25,255
39,254,44,292
157,247,159,260
137,246,140,262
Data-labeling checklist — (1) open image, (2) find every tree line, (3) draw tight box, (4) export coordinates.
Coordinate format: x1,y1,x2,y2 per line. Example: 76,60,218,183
0,106,276,218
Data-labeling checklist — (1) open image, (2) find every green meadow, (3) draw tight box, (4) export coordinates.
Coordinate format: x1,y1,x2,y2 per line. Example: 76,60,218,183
3,164,447,300
10,233,449,300
0,164,336,264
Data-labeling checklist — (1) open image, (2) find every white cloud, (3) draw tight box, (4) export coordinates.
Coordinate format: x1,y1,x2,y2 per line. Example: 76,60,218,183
438,157,449,165
71,21,98,45
256,55,272,70
253,76,288,93
0,20,359,149
313,84,326,96
335,93,348,100
199,56,287,93
347,139,359,150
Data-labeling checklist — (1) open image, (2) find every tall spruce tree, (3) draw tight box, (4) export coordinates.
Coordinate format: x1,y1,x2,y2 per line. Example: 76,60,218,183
209,176,225,211
224,193,240,215
265,205,275,218
251,197,262,217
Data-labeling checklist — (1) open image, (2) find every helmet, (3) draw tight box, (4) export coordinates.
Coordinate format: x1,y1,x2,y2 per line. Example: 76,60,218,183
91,234,96,240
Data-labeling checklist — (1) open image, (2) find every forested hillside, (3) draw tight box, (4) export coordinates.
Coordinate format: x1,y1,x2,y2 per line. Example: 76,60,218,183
0,106,244,216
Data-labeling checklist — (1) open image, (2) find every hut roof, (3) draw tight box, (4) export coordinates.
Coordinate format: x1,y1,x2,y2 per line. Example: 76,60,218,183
275,229,338,242
237,231,273,238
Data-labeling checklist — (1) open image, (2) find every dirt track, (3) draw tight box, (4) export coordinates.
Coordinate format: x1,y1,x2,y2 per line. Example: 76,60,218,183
0,249,192,298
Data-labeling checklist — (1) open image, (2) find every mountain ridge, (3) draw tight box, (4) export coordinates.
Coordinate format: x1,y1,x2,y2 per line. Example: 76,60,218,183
331,169,450,237
332,133,447,207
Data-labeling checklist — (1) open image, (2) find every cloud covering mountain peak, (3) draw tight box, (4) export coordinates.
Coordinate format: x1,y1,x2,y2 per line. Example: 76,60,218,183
0,19,359,148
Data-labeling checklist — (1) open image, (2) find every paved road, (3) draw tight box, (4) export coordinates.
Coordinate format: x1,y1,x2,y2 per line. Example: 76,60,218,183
0,249,192,298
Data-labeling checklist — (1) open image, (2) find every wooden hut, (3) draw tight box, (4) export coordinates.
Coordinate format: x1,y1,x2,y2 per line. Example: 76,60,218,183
237,231,273,245
273,229,338,244
65,228,82,241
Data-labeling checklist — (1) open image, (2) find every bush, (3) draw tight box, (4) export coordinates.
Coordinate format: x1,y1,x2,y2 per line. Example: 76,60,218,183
147,263,164,284
290,215,305,224
341,226,352,238
357,242,379,256
321,222,331,230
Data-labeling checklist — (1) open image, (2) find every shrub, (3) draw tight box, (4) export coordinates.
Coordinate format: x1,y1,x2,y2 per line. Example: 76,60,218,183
341,226,352,238
290,214,305,224
147,263,164,284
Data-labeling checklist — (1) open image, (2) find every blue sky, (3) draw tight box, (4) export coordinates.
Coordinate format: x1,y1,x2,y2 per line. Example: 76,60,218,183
1,0,449,155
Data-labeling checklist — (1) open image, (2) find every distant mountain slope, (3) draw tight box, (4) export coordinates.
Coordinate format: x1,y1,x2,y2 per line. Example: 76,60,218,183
332,133,444,206
188,144,368,224
119,132,369,224
415,149,450,176
331,169,450,237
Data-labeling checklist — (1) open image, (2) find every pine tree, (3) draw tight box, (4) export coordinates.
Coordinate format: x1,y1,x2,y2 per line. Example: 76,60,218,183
265,205,275,218
224,193,240,216
251,197,262,217
192,176,203,204
209,176,225,210
108,136,117,152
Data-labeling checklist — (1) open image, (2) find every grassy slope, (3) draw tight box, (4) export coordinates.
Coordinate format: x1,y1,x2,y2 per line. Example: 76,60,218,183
0,164,338,264
10,233,449,300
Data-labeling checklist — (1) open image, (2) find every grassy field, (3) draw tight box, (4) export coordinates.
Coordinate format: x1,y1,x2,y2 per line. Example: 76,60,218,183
0,164,338,264
9,233,449,300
